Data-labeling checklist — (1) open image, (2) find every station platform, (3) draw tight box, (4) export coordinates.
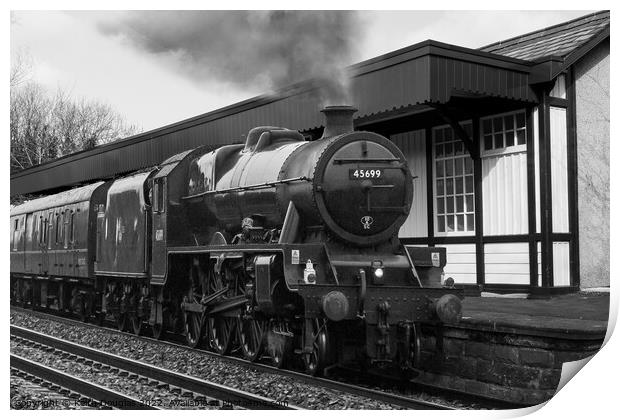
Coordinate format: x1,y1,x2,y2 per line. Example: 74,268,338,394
458,291,609,340
413,291,609,405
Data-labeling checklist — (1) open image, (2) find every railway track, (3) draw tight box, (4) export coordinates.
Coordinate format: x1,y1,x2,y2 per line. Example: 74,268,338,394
11,354,157,410
11,306,515,409
11,324,298,410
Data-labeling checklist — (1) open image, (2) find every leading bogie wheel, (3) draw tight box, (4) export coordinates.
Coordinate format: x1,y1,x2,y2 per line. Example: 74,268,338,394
303,319,330,376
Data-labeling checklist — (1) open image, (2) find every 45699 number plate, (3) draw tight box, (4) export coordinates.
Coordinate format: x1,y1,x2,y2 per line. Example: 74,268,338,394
349,168,385,179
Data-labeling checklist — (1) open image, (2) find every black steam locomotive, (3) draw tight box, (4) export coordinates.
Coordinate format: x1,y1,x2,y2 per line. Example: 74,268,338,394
10,106,462,375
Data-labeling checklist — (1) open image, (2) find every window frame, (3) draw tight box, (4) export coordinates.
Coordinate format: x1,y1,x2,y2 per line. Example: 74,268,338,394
432,120,476,237
63,210,72,249
70,211,76,245
47,211,53,249
12,218,19,251
153,178,165,213
480,109,527,158
55,212,62,245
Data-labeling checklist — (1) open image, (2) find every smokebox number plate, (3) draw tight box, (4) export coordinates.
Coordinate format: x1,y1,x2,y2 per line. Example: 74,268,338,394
349,168,385,180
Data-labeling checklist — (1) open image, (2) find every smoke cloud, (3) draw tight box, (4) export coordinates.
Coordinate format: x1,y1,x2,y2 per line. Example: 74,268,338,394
97,11,361,105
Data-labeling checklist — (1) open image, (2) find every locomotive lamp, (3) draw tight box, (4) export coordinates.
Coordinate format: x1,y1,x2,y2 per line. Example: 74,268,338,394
371,260,384,279
303,260,316,284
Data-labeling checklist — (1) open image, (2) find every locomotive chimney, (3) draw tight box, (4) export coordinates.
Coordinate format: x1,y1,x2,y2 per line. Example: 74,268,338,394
320,105,357,138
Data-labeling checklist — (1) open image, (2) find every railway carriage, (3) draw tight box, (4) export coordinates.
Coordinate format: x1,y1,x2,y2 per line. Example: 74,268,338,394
10,106,463,376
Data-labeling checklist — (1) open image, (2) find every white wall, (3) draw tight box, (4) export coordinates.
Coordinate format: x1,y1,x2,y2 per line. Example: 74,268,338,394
484,242,529,285
574,40,610,288
482,152,528,235
550,107,569,233
442,243,476,284
391,130,427,238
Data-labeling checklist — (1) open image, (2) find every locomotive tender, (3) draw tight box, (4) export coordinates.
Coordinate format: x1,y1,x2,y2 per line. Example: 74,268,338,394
10,106,462,375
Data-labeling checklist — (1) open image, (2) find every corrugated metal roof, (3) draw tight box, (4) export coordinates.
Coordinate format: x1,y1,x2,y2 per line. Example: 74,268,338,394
10,182,106,216
480,10,610,61
11,40,540,196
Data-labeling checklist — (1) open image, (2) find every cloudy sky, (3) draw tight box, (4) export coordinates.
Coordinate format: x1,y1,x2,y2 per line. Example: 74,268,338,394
11,10,594,132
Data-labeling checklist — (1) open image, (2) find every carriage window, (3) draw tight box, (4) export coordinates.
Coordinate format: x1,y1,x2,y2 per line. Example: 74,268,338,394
64,211,72,248
70,212,76,244
47,212,53,249
12,219,19,251
25,214,33,243
55,213,62,244
433,122,475,235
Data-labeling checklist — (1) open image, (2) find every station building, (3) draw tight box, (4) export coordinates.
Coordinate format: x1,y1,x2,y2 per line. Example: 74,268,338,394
10,11,610,295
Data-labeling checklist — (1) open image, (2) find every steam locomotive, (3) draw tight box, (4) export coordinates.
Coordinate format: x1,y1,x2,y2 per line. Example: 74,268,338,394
10,106,462,375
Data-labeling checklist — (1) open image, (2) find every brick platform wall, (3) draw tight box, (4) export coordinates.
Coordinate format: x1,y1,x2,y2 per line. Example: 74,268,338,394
414,324,602,405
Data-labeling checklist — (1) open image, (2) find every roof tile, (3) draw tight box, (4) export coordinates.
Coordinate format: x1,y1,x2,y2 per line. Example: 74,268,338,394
480,11,610,61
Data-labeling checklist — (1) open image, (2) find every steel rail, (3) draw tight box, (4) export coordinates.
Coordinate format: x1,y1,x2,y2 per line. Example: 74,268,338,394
10,353,158,410
10,325,298,410
11,306,512,409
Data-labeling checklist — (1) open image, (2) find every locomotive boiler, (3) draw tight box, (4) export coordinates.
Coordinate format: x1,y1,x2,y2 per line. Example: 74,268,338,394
10,105,462,376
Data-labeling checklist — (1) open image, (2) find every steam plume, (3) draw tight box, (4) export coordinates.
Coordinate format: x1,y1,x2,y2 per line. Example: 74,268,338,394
97,11,361,104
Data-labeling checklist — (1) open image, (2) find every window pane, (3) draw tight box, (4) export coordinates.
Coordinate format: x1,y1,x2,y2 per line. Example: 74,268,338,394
445,128,453,141
493,117,503,132
467,214,475,231
436,179,444,196
437,216,445,232
504,115,514,130
447,197,454,213
436,161,444,177
482,119,492,135
455,177,463,194
435,129,444,143
494,133,503,149
465,158,473,174
516,129,526,145
465,175,474,193
484,135,493,150
446,178,454,195
454,141,463,155
456,215,464,231
456,195,464,212
445,142,453,156
455,158,463,175
505,130,515,147
445,160,454,176
446,215,454,232
466,194,474,212
516,112,526,128
436,144,444,157
437,197,445,214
